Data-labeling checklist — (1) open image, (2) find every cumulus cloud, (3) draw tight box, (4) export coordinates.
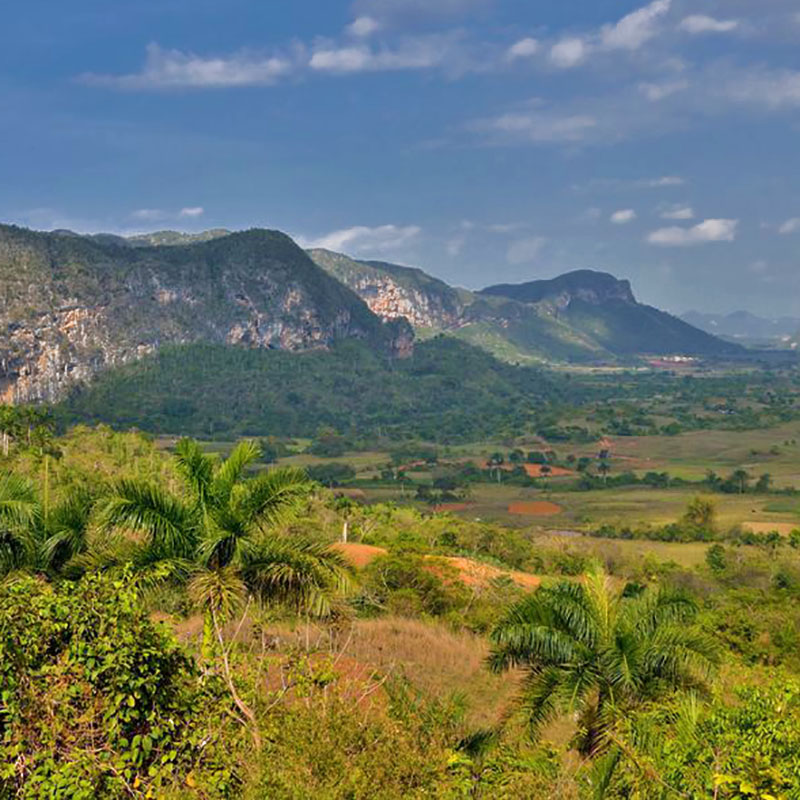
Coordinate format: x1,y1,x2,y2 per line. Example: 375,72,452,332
779,218,800,234
660,205,694,220
507,37,539,60
347,16,382,37
610,209,637,224
549,37,588,69
639,79,688,101
722,67,800,109
679,15,739,34
507,236,547,265
300,224,421,254
647,218,738,246
81,43,296,89
477,107,597,143
600,0,672,51
179,207,204,218
310,33,465,73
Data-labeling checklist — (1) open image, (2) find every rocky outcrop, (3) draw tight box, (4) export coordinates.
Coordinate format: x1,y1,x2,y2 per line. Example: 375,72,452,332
0,226,410,403
308,250,463,330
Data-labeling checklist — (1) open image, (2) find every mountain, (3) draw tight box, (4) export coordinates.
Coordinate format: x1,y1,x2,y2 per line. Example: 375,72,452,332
681,310,800,346
309,251,740,362
481,270,742,357
307,249,465,329
0,225,410,404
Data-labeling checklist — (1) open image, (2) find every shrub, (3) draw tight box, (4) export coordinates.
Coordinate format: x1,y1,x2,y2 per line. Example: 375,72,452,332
0,572,236,798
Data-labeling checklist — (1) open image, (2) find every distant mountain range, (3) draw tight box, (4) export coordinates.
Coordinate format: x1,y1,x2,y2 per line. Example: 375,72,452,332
681,310,800,346
309,250,741,363
0,224,743,404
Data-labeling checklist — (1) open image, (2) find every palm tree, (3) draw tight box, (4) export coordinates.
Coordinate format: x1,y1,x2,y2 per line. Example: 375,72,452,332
489,570,719,758
98,439,352,658
0,472,95,579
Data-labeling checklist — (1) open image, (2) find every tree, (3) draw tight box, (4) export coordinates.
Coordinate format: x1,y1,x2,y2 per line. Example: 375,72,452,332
706,544,727,574
755,473,772,493
0,472,95,579
98,439,352,660
730,469,750,495
489,570,719,758
683,496,717,535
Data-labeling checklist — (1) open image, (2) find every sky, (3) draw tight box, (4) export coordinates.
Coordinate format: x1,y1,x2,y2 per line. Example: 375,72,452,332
2,0,800,316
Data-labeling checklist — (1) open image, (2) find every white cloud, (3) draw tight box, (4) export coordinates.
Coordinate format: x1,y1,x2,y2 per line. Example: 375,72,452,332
347,16,382,37
679,15,739,34
179,207,204,218
310,33,463,73
660,205,694,220
722,67,800,109
610,209,637,224
639,79,688,101
600,0,672,51
480,108,597,142
300,224,421,254
549,37,588,69
779,218,800,234
647,218,738,246
82,43,296,89
507,236,547,265
507,37,539,60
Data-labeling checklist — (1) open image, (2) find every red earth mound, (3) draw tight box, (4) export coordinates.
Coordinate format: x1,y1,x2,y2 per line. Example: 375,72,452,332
332,542,388,568
433,503,472,513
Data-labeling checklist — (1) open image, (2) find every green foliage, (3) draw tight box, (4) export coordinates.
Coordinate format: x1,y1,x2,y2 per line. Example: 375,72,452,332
0,571,236,798
490,570,720,755
607,682,800,799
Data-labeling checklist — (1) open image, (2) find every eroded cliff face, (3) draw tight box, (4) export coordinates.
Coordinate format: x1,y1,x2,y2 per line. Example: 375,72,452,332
307,249,464,330
345,274,462,329
0,226,410,403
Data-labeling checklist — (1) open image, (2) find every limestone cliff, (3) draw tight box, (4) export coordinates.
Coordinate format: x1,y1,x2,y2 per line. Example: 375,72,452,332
0,226,410,403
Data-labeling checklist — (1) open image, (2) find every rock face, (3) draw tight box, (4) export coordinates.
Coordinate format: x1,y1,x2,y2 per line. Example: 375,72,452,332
0,226,409,403
308,250,464,329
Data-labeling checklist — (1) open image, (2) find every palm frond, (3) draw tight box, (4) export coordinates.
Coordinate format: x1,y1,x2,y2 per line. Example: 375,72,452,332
99,479,197,559
240,537,353,617
174,438,215,505
235,467,312,529
212,439,262,504
0,472,38,528
41,488,95,571
518,667,567,738
188,566,247,622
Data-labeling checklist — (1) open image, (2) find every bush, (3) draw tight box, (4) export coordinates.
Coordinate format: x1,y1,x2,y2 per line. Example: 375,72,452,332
0,572,235,798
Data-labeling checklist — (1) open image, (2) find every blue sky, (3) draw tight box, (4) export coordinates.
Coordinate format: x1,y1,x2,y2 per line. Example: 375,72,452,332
2,0,800,315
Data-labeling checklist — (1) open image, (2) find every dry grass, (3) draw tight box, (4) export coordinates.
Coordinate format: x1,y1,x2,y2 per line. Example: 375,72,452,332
340,616,520,727
332,542,388,568
508,501,564,516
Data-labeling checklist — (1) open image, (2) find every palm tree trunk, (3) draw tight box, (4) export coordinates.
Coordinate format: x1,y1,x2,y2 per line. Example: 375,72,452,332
202,609,215,662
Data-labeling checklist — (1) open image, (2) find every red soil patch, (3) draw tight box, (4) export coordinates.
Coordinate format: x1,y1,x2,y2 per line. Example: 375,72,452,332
332,542,388,569
522,464,574,478
508,501,563,516
437,557,541,592
433,502,472,513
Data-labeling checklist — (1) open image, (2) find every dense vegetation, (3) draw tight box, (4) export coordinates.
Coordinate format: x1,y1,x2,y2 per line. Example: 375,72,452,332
58,336,800,442
3,425,800,797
